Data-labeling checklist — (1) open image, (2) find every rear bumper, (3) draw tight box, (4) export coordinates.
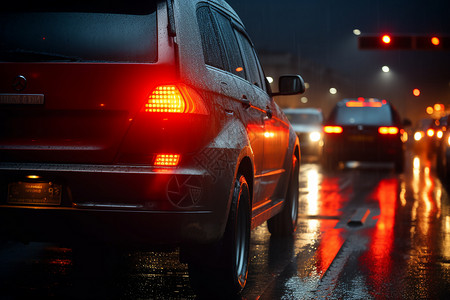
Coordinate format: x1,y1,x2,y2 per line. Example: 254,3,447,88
0,161,234,247
323,140,404,162
0,206,214,247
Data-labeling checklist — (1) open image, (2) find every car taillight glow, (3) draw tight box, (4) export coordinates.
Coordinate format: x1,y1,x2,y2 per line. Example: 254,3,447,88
324,126,343,134
346,101,382,107
427,129,435,137
145,85,208,114
154,154,180,166
378,126,399,135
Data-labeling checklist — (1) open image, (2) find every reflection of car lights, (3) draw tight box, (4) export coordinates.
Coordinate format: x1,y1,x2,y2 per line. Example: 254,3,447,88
309,131,321,142
437,130,444,139
414,131,423,141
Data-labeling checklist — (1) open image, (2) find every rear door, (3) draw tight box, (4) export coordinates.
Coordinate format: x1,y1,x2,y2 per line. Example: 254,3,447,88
209,8,267,192
232,25,289,203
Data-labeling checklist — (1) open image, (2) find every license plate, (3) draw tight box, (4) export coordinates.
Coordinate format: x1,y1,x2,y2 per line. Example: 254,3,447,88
348,135,374,142
7,181,61,205
0,94,45,105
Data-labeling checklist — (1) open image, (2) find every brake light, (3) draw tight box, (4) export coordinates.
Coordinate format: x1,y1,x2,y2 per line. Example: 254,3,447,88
378,126,399,135
154,154,180,166
145,84,208,114
346,101,382,107
324,126,343,134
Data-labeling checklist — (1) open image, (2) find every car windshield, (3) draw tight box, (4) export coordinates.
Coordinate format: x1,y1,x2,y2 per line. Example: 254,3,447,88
0,1,157,63
285,113,322,125
332,105,393,126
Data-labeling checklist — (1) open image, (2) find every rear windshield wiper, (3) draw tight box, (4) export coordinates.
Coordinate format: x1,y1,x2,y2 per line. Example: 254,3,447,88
0,49,82,62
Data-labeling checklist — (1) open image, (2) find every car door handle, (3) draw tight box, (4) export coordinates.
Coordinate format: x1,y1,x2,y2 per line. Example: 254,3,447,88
239,95,251,108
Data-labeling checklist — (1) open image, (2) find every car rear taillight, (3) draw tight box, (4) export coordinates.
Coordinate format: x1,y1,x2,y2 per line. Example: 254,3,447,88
144,84,208,114
324,126,343,134
378,127,399,135
154,154,180,166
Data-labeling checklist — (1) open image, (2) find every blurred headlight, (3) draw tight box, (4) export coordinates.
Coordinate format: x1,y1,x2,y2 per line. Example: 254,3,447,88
309,131,321,142
437,130,443,139
414,131,423,141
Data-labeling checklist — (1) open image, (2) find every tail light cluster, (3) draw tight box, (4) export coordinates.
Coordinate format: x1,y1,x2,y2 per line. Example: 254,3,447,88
139,84,209,167
324,126,400,135
144,84,208,115
378,126,399,135
323,126,343,134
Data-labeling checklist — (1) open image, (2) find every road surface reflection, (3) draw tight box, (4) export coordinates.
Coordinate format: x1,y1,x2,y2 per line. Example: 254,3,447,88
2,152,450,298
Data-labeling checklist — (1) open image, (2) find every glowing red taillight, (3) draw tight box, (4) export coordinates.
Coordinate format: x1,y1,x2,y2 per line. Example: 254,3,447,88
145,84,208,114
154,154,180,166
324,126,343,134
378,126,399,135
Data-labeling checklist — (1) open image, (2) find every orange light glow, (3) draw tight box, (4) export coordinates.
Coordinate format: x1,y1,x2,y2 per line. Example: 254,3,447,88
324,126,343,134
413,89,420,96
145,85,208,114
434,103,444,112
264,131,275,138
236,67,244,72
346,101,382,107
154,154,180,166
431,37,440,46
427,129,435,137
426,106,434,114
382,35,391,44
146,86,184,113
378,126,399,135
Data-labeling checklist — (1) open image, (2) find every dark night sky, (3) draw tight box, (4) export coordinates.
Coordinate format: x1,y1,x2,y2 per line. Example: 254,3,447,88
226,0,450,120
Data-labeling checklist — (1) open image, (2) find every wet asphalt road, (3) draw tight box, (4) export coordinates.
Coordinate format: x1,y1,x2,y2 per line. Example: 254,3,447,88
1,150,450,299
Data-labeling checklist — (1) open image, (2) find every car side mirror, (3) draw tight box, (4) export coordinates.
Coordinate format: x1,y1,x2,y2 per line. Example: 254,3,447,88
272,75,305,96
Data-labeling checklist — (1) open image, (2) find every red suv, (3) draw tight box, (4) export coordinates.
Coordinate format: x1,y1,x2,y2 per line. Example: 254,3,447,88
0,0,304,295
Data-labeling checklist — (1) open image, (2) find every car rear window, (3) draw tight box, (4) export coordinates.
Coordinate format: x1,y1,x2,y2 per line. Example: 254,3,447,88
0,1,157,63
332,104,393,125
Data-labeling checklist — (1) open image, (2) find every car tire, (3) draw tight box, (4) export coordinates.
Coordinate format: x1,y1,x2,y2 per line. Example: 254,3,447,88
267,155,299,236
187,175,251,297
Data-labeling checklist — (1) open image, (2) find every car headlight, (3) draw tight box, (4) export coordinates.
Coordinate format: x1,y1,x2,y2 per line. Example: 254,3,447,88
309,131,321,142
414,131,423,141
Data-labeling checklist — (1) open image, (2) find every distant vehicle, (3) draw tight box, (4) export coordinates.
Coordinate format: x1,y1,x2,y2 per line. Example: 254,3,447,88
436,114,450,178
283,108,323,159
0,0,305,296
412,118,440,156
322,98,407,172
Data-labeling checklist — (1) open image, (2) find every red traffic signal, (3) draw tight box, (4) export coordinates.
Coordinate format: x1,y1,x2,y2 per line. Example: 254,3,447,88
358,35,450,50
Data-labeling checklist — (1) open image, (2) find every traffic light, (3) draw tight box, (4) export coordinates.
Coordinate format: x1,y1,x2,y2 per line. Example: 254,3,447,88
358,35,450,50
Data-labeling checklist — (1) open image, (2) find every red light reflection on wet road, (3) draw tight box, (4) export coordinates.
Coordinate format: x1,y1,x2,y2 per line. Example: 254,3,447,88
365,178,398,290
